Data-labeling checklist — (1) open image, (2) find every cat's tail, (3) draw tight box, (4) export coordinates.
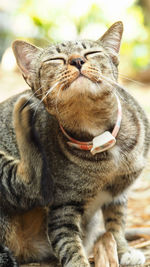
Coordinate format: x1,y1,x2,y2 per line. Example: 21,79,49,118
0,245,19,267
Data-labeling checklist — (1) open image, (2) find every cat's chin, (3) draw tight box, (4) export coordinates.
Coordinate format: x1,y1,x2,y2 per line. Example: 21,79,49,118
69,75,99,95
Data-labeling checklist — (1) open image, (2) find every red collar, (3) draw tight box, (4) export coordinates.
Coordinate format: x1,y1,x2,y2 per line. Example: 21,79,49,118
60,94,122,155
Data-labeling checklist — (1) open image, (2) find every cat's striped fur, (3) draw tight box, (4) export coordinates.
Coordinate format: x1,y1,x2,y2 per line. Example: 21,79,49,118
0,21,149,266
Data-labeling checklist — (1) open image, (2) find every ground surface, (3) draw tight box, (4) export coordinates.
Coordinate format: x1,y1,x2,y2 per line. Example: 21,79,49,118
0,68,150,266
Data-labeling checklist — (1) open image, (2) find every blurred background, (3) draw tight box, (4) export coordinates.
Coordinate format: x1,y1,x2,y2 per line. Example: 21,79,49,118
0,0,150,107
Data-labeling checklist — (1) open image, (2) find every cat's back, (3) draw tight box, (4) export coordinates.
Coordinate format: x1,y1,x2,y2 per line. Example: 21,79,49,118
117,85,150,150
110,85,150,185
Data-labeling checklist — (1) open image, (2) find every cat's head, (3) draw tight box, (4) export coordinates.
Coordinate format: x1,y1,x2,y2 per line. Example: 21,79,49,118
12,21,123,132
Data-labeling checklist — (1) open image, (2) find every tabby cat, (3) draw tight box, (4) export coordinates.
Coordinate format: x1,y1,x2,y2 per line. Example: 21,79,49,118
0,21,149,267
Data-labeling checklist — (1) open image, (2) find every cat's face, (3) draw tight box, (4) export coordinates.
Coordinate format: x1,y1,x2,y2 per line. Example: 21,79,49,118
37,39,117,110
12,21,123,132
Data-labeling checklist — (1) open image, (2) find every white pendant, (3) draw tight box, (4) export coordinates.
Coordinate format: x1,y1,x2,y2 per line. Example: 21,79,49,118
91,131,116,155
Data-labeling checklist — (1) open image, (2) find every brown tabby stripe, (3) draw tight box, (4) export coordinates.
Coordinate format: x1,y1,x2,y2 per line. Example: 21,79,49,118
0,160,14,178
48,223,79,233
61,43,66,47
0,153,4,159
105,228,119,233
6,164,21,204
105,218,121,224
115,211,125,217
51,232,74,249
81,42,86,49
0,162,22,207
50,213,77,222
50,201,84,214
57,240,76,255
56,46,61,53
61,248,81,266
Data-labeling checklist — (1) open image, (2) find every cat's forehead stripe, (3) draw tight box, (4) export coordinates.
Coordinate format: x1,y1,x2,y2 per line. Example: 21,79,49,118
56,46,61,53
53,40,96,54
81,42,87,49
42,40,102,61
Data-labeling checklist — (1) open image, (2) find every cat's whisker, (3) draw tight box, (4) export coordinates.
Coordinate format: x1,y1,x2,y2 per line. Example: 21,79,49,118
55,84,63,116
116,72,144,86
95,82,102,92
20,86,43,111
99,66,144,86
33,82,59,118
99,74,128,103
36,93,44,98
99,74,125,90
101,75,121,88
26,93,45,110
104,67,144,86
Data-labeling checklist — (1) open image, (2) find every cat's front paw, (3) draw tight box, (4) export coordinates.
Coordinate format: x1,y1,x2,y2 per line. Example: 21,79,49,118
13,95,36,136
120,248,145,266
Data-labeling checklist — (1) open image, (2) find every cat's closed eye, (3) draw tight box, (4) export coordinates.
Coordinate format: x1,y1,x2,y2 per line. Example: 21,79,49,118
84,50,103,59
43,57,66,64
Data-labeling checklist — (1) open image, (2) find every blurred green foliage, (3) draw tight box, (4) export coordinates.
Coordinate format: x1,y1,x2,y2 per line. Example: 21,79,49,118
0,0,150,75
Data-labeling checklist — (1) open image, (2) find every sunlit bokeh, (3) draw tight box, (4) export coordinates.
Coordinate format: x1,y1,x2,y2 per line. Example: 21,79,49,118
0,0,150,106
0,0,150,73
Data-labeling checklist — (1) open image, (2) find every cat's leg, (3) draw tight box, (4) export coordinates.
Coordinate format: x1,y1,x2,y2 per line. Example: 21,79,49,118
48,204,90,267
0,95,53,210
102,197,145,266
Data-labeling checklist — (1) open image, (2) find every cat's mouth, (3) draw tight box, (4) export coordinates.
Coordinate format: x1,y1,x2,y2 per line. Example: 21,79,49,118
71,74,92,86
71,72,101,87
57,65,102,93
75,74,88,81
72,65,103,86
68,73,100,94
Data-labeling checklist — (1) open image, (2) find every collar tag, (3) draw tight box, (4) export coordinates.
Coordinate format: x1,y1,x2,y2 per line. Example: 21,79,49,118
91,131,116,155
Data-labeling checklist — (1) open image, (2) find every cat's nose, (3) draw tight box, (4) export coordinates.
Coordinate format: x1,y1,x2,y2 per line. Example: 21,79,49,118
70,57,85,70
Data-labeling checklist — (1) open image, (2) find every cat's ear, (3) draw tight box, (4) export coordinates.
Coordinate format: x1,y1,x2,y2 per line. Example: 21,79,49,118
12,40,42,85
99,21,123,65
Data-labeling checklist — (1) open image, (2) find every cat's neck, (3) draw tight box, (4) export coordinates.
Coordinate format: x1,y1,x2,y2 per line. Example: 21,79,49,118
58,90,118,141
